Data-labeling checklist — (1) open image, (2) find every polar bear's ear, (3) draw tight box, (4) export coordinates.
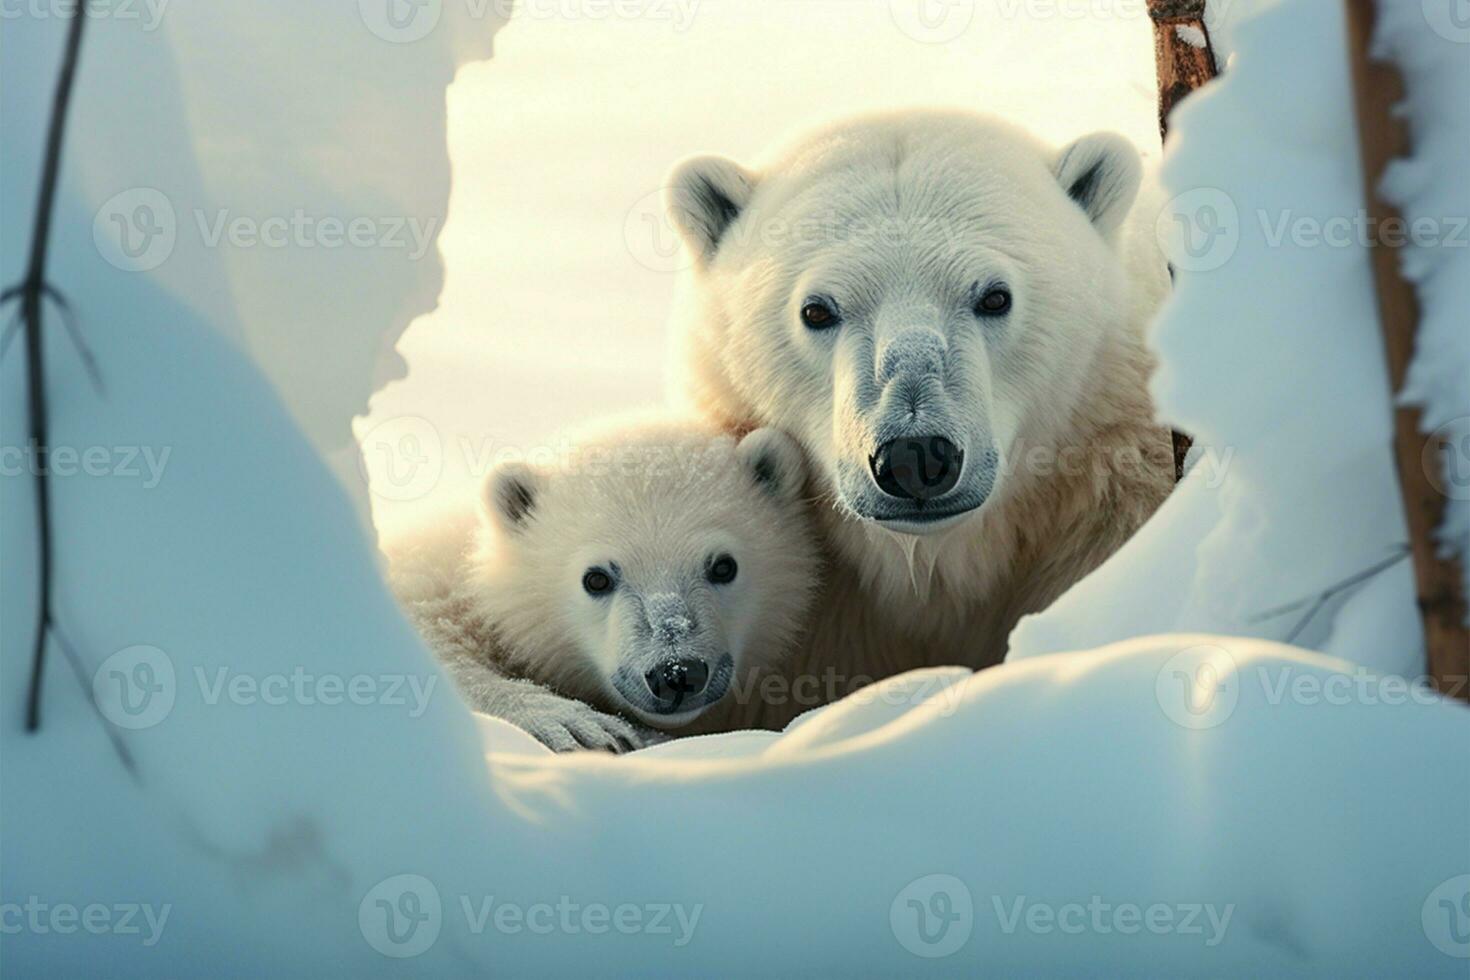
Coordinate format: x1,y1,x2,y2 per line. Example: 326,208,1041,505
665,154,757,264
736,428,806,503
482,461,542,534
1053,132,1142,238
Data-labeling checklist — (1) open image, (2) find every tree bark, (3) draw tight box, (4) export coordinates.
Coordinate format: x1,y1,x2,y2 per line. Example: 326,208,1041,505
1344,0,1469,701
1147,0,1219,480
1148,0,1220,140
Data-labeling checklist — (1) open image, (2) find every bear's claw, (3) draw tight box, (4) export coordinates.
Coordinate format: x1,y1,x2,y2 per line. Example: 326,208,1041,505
497,681,649,754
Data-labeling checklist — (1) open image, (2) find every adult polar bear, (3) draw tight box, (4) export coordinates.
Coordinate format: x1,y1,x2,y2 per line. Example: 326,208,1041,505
665,110,1174,718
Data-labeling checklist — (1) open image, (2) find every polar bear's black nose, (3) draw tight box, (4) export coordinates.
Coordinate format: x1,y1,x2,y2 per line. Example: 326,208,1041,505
644,658,710,706
870,436,963,501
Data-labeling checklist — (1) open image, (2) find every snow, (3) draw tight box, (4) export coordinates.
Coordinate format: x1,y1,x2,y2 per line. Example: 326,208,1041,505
1010,0,1435,675
1202,0,1277,67
3,0,1468,976
1373,0,1470,601
1174,23,1207,49
474,638,1467,974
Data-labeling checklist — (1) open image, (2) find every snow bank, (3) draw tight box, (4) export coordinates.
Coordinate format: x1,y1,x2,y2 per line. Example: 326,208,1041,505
1011,0,1442,674
51,2,503,508
4,2,1467,976
1373,0,1470,599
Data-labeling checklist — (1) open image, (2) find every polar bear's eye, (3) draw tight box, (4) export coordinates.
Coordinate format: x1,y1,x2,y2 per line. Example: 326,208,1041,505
706,554,739,585
974,285,1012,317
799,297,839,330
582,567,616,597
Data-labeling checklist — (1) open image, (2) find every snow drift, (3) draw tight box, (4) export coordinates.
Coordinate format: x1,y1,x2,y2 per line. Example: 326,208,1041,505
2,0,1466,975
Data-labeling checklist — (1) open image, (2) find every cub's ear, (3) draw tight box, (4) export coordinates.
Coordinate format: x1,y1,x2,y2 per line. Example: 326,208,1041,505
736,428,806,503
482,461,542,533
664,154,757,265
1053,131,1142,238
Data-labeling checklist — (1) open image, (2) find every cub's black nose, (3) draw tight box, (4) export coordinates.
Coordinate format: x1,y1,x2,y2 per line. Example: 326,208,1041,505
869,436,964,501
644,658,710,707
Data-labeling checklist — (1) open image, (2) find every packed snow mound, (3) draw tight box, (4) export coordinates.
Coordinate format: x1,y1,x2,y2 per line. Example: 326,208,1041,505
478,636,1468,975
1374,0,1470,593
1010,0,1438,672
4,2,1468,977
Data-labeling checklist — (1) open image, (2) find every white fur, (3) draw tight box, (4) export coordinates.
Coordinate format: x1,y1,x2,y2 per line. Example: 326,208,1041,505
667,110,1175,724
386,414,821,746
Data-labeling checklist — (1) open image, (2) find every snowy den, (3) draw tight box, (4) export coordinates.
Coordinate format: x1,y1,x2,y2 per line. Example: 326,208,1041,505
4,1,1469,976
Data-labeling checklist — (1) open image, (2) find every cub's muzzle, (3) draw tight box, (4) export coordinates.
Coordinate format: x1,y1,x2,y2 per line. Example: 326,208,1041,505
612,653,734,725
644,656,710,707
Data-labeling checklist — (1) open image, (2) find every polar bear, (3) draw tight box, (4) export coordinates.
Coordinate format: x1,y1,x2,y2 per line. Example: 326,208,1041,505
386,417,820,751
663,109,1174,712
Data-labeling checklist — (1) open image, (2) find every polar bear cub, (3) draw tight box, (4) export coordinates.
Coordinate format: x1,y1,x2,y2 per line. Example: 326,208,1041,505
392,416,821,751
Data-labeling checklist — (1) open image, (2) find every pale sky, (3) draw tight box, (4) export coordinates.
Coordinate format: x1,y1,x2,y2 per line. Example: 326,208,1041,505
361,0,1160,533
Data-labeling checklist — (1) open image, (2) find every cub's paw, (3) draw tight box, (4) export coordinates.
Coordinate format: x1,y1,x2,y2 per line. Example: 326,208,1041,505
502,685,646,754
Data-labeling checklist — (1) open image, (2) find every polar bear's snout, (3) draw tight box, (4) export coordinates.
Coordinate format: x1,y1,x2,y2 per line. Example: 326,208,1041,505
869,436,963,502
611,649,735,725
875,327,947,386
644,592,695,645
644,657,709,704
603,590,739,724
835,317,999,531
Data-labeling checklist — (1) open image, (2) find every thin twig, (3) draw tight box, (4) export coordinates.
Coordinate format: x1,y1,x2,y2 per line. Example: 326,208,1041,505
2,286,102,392
52,623,137,774
1248,548,1411,644
1,8,91,731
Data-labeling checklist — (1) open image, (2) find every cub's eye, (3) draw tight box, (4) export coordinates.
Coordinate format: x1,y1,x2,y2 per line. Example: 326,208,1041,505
706,554,738,585
799,297,840,330
974,285,1012,317
582,567,615,597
